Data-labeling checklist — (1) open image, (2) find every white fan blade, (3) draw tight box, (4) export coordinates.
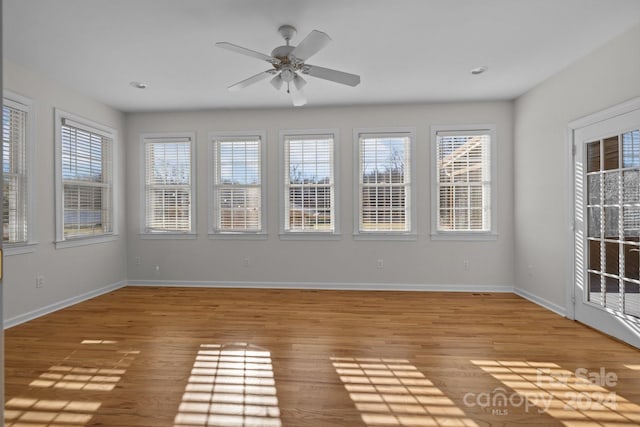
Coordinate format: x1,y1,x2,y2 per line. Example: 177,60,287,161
302,64,360,87
290,30,331,61
293,74,307,91
216,42,279,64
291,87,307,107
270,74,284,90
228,70,273,91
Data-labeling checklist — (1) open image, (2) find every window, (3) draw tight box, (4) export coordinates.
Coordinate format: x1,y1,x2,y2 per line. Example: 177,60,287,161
210,131,266,237
280,130,339,238
3,91,33,251
354,128,416,239
55,110,116,247
142,133,195,237
431,125,497,239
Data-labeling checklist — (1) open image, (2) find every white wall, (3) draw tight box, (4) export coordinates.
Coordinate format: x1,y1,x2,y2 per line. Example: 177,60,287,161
126,102,515,289
514,22,640,311
3,60,127,324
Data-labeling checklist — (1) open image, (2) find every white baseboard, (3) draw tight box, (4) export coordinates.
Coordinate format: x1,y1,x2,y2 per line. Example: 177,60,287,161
514,287,567,317
4,280,127,329
127,279,514,293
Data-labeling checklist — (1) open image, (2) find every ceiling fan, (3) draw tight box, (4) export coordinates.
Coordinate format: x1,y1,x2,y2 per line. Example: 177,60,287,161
216,25,361,106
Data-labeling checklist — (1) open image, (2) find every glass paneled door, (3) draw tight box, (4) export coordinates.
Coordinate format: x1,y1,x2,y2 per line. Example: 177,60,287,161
572,100,640,348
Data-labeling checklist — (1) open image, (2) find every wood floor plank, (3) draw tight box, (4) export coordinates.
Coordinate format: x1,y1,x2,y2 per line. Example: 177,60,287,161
5,287,640,426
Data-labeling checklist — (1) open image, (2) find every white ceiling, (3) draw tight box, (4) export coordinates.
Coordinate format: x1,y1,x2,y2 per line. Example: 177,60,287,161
4,0,640,112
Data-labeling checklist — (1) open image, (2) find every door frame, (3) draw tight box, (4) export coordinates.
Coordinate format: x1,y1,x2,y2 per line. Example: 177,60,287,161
567,96,640,347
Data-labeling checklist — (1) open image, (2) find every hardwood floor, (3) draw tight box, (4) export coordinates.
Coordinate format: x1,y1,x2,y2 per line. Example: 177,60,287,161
4,287,640,427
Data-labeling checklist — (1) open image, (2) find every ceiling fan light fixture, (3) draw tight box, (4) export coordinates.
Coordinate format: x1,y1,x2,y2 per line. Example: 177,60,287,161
471,66,488,75
293,74,307,91
270,74,284,90
280,67,295,83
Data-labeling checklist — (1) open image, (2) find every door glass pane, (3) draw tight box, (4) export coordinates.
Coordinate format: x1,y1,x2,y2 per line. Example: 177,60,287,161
589,273,603,305
623,170,639,203
588,174,600,205
588,207,601,238
604,207,619,238
623,244,639,280
624,281,640,317
603,136,619,170
605,277,621,310
588,240,601,271
603,172,619,205
587,141,601,173
604,241,619,276
622,130,639,168
623,207,640,242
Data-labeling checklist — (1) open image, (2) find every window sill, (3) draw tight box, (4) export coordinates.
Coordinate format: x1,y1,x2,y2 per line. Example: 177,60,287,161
209,232,268,240
430,231,498,241
55,234,119,249
4,242,38,256
279,232,342,241
139,232,198,240
353,232,417,241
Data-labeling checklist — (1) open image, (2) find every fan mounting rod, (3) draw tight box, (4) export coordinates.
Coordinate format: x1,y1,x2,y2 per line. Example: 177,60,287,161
278,25,297,45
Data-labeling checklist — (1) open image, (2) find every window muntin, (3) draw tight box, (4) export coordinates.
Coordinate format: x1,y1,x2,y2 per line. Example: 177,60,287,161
58,115,114,241
2,95,30,245
586,129,640,317
143,135,194,234
431,125,496,239
358,134,412,233
282,133,335,233
211,134,264,234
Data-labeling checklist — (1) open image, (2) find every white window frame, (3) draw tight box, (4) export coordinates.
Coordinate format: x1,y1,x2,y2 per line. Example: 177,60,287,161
279,129,340,240
54,109,118,249
353,127,417,241
3,90,37,255
140,132,197,239
209,131,267,239
430,124,497,240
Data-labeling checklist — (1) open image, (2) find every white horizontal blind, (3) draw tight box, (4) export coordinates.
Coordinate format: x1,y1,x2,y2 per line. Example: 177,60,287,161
213,136,262,232
61,120,113,239
2,103,28,243
436,133,491,231
284,135,334,232
359,134,411,232
145,139,192,232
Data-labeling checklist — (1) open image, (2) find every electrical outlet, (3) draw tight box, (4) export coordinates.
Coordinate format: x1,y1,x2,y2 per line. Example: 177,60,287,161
155,265,160,273
243,258,250,268
377,259,384,269
463,260,469,270
135,256,141,266
36,276,44,288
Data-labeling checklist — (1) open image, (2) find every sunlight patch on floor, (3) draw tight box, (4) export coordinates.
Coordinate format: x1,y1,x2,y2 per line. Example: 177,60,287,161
5,340,136,426
174,343,282,427
331,357,479,427
471,359,640,426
